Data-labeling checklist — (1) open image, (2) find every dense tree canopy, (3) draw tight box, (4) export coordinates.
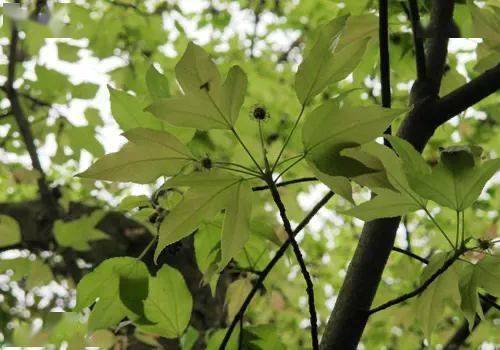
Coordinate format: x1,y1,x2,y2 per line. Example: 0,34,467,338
0,0,499,349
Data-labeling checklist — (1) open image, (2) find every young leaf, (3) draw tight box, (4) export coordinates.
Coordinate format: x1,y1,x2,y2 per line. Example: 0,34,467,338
342,189,420,221
146,64,170,99
0,215,21,248
220,181,253,269
295,16,371,104
78,128,193,183
384,135,431,175
140,265,193,338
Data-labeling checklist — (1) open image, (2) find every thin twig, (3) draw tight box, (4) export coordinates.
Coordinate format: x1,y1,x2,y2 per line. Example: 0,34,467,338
369,248,465,314
220,191,334,349
265,178,319,349
252,177,317,191
5,23,57,214
392,246,428,264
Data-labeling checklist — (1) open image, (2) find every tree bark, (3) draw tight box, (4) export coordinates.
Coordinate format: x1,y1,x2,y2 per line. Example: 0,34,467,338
320,2,456,348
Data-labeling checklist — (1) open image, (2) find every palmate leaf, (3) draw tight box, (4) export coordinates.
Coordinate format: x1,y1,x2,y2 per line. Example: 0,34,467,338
406,149,500,211
75,257,149,331
294,14,377,104
302,100,404,178
54,211,108,251
139,265,193,339
155,171,253,267
78,128,194,184
146,43,247,130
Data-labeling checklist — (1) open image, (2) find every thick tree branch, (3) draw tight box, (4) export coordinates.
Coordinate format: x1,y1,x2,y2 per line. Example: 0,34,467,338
433,63,500,127
220,191,334,349
5,24,58,215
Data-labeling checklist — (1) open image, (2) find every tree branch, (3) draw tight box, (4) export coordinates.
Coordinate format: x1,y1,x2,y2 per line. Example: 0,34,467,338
406,0,426,80
5,23,57,215
252,177,317,191
391,246,428,264
265,179,319,349
379,0,392,143
220,191,334,349
369,248,464,315
433,63,500,127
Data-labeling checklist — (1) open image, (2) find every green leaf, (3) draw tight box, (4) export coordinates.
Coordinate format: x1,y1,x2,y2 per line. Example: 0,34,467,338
57,42,80,62
221,65,248,126
475,255,500,297
342,189,420,221
146,64,170,99
295,16,373,104
108,87,163,131
78,128,193,183
384,135,431,175
459,264,483,330
0,258,53,289
302,101,404,177
220,181,253,269
140,265,193,338
146,92,231,130
118,195,151,211
407,157,500,211
147,44,247,130
155,174,242,261
72,82,99,99
75,257,149,331
310,164,354,203
416,252,461,341
54,211,108,251
0,215,21,247
225,278,253,322
175,42,221,95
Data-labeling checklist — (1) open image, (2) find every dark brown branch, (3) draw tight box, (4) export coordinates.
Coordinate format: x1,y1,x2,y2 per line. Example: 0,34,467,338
277,37,302,63
433,63,500,128
5,24,57,214
391,246,428,264
250,0,265,58
220,191,334,349
252,177,317,191
369,248,464,315
379,0,392,144
407,0,426,80
266,179,319,349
